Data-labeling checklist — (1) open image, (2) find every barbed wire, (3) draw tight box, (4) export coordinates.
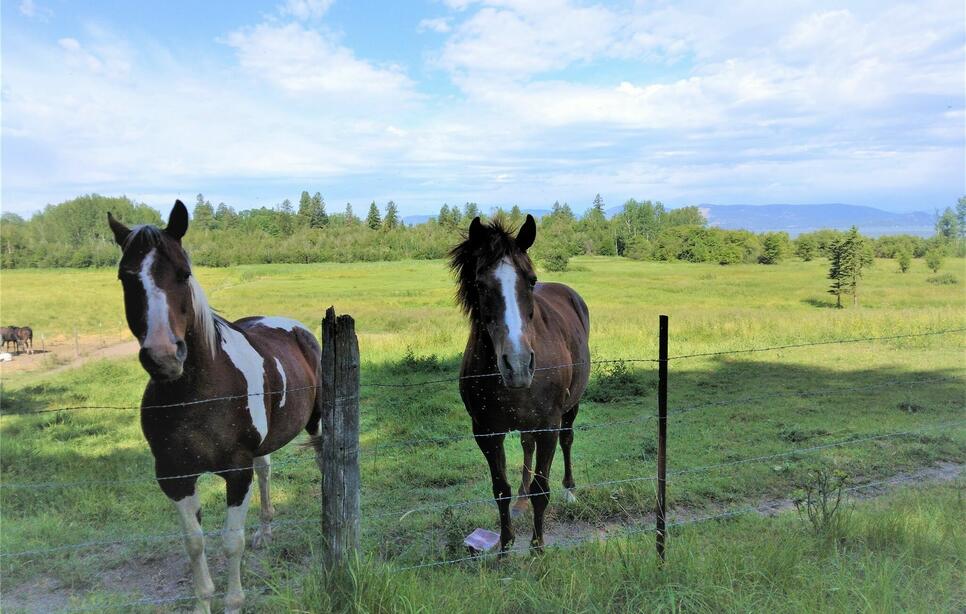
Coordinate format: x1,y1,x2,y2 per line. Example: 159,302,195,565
5,326,960,417
396,470,955,571
365,418,965,520
361,374,962,452
666,328,966,361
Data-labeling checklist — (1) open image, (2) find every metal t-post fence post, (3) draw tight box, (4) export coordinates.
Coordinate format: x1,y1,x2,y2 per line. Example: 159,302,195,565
656,314,668,563
317,306,361,571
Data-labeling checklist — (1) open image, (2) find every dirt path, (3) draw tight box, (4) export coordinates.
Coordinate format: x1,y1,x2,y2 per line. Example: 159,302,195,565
0,338,138,379
5,462,962,613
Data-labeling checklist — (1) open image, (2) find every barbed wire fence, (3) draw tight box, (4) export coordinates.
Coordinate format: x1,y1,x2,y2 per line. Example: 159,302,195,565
0,322,964,611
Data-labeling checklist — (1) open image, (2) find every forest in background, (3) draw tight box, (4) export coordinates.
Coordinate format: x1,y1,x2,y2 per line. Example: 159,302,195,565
1,193,963,270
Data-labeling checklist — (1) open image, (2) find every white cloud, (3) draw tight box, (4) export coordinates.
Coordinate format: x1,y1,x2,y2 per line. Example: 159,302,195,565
18,0,52,20
279,0,333,21
225,22,413,97
418,17,452,33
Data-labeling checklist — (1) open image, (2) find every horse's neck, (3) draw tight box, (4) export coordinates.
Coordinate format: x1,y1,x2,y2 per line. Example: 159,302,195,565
178,325,221,387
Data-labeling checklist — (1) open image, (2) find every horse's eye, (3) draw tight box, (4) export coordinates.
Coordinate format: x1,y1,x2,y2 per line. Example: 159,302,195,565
176,270,191,283
529,278,537,288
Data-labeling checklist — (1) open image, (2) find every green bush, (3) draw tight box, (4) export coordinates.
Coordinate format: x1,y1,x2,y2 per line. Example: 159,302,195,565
541,250,570,272
926,273,958,285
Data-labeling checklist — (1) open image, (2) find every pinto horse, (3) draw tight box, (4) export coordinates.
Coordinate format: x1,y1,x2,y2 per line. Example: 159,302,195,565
450,215,590,552
108,201,323,614
15,326,33,354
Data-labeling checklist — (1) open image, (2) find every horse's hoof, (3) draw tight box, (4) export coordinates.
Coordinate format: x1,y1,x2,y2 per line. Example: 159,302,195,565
562,488,578,504
224,593,245,614
192,601,212,614
530,537,545,553
252,527,272,549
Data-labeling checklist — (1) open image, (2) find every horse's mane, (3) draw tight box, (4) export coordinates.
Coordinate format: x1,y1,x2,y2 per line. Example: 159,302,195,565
448,218,524,318
122,225,220,357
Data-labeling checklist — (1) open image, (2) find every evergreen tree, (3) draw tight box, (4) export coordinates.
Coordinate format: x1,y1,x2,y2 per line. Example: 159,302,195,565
344,203,357,225
827,238,846,308
592,193,605,214
297,191,314,227
956,196,966,239
438,204,452,226
758,232,789,264
366,201,382,229
193,195,215,230
509,205,524,227
463,202,480,221
384,201,399,230
828,226,872,307
311,192,328,228
795,236,817,261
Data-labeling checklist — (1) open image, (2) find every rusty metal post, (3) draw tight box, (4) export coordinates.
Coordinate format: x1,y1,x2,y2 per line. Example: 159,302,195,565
656,314,668,563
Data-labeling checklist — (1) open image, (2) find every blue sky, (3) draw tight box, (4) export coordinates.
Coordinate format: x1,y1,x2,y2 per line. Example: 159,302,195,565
2,0,964,217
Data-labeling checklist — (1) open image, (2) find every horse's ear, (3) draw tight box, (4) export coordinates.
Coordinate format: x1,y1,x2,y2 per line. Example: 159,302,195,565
165,200,189,242
468,216,485,244
107,212,131,247
516,214,536,251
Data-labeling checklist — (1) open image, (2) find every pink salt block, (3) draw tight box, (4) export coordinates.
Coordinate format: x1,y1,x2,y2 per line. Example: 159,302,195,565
463,528,500,553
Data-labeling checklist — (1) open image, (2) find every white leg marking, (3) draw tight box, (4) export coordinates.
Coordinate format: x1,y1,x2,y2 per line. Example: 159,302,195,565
173,493,215,614
495,258,524,352
256,316,312,334
139,249,174,346
252,455,274,548
223,483,253,613
219,326,268,441
273,357,287,408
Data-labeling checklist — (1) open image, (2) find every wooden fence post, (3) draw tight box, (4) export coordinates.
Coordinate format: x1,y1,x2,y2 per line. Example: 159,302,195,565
317,306,361,571
656,314,668,563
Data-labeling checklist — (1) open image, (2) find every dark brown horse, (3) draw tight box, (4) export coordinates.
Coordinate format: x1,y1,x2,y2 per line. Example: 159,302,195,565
1,327,20,352
15,326,33,354
450,215,590,552
109,201,324,614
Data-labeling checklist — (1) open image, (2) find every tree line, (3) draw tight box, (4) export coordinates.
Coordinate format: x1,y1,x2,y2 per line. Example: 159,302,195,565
1,192,963,271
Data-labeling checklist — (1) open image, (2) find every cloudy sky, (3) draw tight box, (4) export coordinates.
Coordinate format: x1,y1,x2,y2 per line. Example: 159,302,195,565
2,0,964,217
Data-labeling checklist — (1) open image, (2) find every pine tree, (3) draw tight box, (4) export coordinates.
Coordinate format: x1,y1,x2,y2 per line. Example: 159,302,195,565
366,201,382,229
384,201,399,230
438,204,451,226
463,202,480,221
827,238,846,308
310,192,328,228
193,194,215,230
344,203,357,225
297,191,313,227
592,193,605,213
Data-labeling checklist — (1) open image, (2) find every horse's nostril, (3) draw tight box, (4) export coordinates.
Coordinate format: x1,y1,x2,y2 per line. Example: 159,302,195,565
502,354,513,372
529,352,535,370
175,340,187,362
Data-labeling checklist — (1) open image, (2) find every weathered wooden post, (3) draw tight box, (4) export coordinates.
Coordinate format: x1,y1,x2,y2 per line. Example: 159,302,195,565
656,314,668,563
317,306,361,571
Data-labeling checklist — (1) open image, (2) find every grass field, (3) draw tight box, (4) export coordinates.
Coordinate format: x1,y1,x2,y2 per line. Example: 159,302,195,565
1,256,964,612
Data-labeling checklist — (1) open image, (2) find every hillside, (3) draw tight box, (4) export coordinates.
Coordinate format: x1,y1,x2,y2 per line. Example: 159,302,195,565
696,204,935,236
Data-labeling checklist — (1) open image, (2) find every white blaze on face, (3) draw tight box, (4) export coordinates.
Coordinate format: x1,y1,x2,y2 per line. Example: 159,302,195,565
494,257,524,353
219,325,268,441
273,357,287,408
139,249,174,346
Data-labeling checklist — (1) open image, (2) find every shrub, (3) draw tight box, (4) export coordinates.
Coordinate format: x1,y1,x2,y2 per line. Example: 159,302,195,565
925,249,943,272
896,248,911,273
541,250,570,272
584,360,654,403
793,466,853,538
926,273,958,285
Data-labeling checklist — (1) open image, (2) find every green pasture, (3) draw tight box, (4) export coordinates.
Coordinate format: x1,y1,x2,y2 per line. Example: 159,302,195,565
1,256,964,611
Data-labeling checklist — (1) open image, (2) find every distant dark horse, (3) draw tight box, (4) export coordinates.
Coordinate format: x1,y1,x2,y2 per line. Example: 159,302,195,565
1,327,19,352
109,201,324,614
450,215,590,552
15,326,33,354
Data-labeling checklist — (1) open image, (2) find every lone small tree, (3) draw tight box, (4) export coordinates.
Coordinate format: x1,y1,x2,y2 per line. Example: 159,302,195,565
827,226,871,307
384,201,399,230
896,247,911,273
925,248,943,273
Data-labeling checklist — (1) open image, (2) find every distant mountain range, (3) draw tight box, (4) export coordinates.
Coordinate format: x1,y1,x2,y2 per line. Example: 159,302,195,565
695,204,935,236
404,203,936,237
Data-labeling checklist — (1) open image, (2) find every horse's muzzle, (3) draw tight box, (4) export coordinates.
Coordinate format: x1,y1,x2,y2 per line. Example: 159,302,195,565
139,340,186,381
500,351,535,389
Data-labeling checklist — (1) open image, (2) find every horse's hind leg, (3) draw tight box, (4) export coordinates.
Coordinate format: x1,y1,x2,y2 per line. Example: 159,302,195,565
560,404,579,503
223,468,255,614
165,477,215,614
512,433,535,518
251,455,275,548
530,430,559,551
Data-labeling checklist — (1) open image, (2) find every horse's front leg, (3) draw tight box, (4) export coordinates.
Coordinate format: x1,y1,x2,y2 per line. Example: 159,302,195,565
223,468,255,614
531,429,559,551
473,427,514,552
512,433,535,518
164,477,215,614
